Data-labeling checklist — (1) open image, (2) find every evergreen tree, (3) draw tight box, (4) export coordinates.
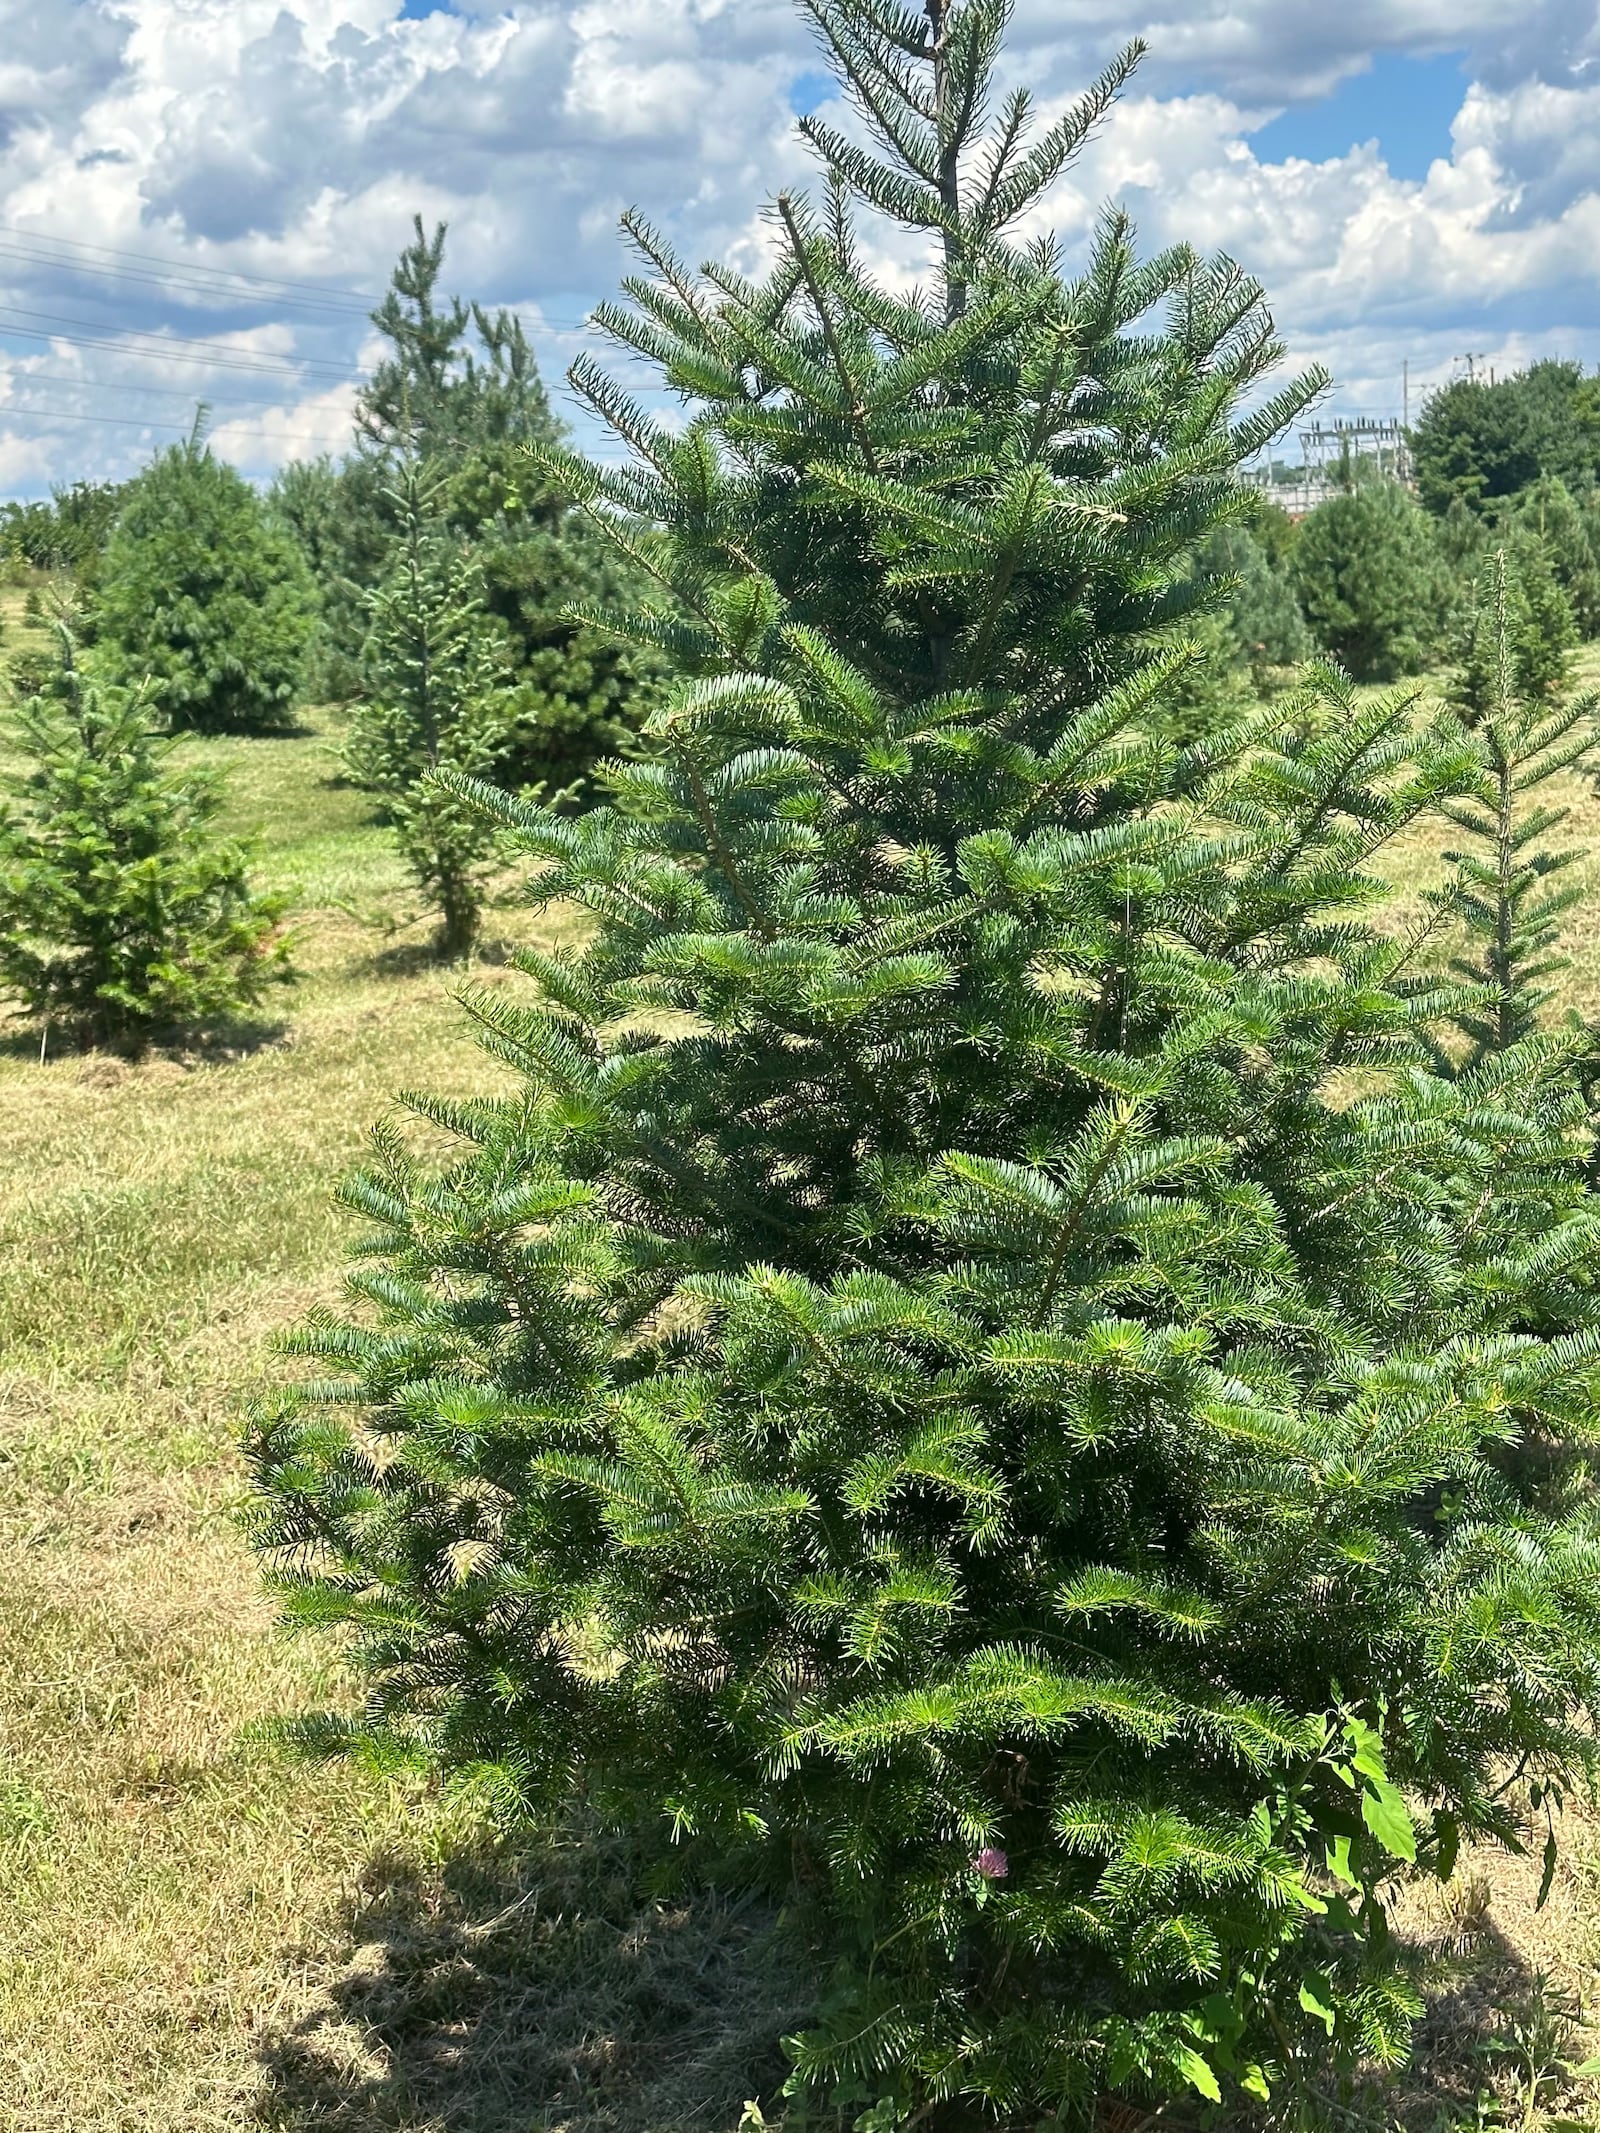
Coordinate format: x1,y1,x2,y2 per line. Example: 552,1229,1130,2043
292,219,654,789
1292,478,1449,679
250,5,1600,2124
1192,519,1311,684
95,425,316,733
1438,550,1600,1067
0,629,288,1049
267,453,390,704
1436,494,1485,580
1453,532,1578,710
1511,475,1600,638
1412,362,1600,517
344,466,516,959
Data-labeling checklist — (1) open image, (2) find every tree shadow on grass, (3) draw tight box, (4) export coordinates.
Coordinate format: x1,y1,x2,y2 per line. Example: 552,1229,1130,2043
255,1829,814,2133
366,932,526,982
1376,1889,1599,2131
0,1012,293,1068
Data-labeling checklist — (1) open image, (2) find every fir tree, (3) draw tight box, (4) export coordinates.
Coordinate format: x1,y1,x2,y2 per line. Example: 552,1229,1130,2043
95,424,316,733
1438,549,1600,1066
1452,531,1577,711
295,219,654,787
1291,478,1448,679
0,629,288,1050
344,466,516,959
251,5,1600,2124
267,453,391,704
1511,475,1600,639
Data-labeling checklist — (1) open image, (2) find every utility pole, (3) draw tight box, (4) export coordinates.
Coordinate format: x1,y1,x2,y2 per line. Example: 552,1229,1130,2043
1400,362,1411,486
1458,351,1488,384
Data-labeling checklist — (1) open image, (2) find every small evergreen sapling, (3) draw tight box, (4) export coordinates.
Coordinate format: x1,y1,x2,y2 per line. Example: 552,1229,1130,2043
251,2,1600,2123
344,467,516,958
1451,533,1577,715
1438,549,1600,1066
0,630,288,1050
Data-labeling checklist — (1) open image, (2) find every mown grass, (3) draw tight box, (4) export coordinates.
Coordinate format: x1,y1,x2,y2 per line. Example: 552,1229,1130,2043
0,584,801,2130
3,583,1600,2130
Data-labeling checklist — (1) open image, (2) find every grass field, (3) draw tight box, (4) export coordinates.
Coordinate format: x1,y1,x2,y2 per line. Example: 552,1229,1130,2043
5,585,1600,2130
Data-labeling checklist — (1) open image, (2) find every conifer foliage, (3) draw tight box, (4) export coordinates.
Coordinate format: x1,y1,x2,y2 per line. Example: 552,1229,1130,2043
251,3,1600,2122
293,219,652,784
1439,549,1600,1067
344,465,516,958
95,425,316,733
0,629,288,1049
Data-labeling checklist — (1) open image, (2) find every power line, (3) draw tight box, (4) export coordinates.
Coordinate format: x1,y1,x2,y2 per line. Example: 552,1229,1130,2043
0,220,608,334
0,239,376,322
0,363,346,411
0,401,353,449
0,220,380,309
0,310,356,382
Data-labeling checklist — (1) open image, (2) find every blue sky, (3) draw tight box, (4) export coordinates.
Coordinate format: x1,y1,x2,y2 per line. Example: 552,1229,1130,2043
0,0,1596,494
1249,51,1469,181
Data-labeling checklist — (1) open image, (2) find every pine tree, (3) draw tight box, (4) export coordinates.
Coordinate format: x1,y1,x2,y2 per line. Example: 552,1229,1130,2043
1190,519,1311,687
0,629,288,1049
250,5,1600,2123
1438,550,1600,1066
344,465,516,959
95,424,316,733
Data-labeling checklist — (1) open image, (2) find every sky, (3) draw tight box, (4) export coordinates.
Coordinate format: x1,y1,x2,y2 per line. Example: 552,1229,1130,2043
0,0,1598,498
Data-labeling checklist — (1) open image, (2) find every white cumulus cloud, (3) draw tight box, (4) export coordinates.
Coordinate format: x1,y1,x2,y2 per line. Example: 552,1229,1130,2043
0,0,1594,490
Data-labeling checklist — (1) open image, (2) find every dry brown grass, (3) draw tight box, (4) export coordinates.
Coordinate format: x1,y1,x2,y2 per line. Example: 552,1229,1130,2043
4,639,1600,2130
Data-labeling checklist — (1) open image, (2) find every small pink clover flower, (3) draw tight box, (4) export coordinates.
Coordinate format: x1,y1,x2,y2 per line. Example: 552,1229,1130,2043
972,1846,1009,1880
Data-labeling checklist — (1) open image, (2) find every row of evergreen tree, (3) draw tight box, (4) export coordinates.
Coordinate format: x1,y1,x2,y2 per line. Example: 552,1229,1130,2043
2,227,1597,1021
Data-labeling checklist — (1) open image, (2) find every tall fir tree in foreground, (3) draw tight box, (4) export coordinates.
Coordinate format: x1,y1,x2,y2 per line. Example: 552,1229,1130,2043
1437,549,1600,1067
251,3,1600,2123
0,630,288,1050
344,466,516,958
95,424,316,733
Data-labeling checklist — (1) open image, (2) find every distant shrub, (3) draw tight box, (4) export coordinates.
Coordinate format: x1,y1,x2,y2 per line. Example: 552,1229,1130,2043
0,630,289,1050
95,432,316,734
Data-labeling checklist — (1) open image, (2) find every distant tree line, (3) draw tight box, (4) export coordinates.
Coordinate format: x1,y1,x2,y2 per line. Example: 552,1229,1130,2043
4,244,1599,1038
1163,357,1600,727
